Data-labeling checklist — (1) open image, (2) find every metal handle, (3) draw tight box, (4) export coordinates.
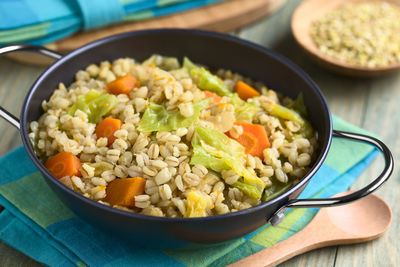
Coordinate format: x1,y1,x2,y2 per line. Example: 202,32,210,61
287,130,394,208
269,130,393,226
0,44,63,129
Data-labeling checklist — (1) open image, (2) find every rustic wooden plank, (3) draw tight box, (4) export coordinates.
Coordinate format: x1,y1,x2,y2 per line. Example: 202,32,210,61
335,68,400,266
0,241,42,267
0,58,45,266
279,247,338,267
0,59,45,156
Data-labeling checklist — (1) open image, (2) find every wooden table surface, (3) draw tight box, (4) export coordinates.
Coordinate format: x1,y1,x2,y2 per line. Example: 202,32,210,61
0,0,399,266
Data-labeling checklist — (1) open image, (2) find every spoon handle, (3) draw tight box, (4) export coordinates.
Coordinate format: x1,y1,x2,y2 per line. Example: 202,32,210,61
229,216,336,267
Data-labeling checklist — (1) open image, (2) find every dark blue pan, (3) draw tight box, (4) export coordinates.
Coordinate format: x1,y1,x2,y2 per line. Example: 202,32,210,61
0,29,393,248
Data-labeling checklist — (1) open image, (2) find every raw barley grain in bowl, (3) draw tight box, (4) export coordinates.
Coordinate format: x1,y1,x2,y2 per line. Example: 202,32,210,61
29,55,318,218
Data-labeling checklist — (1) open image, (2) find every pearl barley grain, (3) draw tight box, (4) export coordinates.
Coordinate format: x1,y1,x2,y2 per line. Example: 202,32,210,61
311,2,400,67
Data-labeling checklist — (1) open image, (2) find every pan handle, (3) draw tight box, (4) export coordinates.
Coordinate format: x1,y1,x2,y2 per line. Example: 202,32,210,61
269,130,393,225
0,44,63,130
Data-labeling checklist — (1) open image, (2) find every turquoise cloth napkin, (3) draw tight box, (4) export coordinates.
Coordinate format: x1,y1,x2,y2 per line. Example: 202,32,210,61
0,0,227,45
0,116,379,266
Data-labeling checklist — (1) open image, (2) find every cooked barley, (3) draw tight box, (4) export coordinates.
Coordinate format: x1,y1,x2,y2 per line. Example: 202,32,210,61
297,153,311,167
182,172,201,186
31,55,317,218
148,143,160,159
275,168,288,183
155,168,171,185
142,166,157,177
159,184,172,200
165,156,180,167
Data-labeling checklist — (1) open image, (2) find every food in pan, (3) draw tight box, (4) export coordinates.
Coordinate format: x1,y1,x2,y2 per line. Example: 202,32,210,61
28,55,317,218
311,2,400,67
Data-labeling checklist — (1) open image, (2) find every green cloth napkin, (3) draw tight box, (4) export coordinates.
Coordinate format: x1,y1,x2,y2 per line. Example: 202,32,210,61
0,116,378,266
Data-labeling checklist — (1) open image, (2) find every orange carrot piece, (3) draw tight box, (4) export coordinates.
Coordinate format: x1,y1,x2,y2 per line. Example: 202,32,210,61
103,177,146,208
45,152,81,179
106,74,137,95
235,132,258,154
228,121,270,158
96,117,123,146
203,90,222,104
234,81,260,100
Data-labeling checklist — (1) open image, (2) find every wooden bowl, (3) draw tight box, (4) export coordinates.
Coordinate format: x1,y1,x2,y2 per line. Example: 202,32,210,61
291,0,400,77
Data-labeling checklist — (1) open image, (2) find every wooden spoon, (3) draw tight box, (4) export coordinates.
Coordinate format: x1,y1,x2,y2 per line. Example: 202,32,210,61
291,0,400,77
229,192,392,267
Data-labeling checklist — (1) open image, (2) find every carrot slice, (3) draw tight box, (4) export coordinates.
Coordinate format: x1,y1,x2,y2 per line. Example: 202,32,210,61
45,152,81,179
203,90,222,104
235,132,258,154
106,74,137,95
234,81,260,100
96,117,122,146
227,121,270,158
103,177,146,208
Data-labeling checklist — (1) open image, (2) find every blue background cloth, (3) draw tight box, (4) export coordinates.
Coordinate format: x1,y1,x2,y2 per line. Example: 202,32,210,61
0,0,227,45
0,116,382,266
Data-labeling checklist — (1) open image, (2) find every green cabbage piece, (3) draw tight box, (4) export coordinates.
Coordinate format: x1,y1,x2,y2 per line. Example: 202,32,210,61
234,179,266,200
230,93,261,122
271,93,316,138
299,121,314,138
183,57,232,97
192,125,244,156
68,90,118,123
183,57,198,72
190,145,228,172
265,102,305,125
262,179,296,202
142,54,180,71
191,67,232,96
68,89,102,116
190,126,265,199
138,99,210,132
266,102,315,138
283,93,314,138
285,93,307,117
261,87,269,96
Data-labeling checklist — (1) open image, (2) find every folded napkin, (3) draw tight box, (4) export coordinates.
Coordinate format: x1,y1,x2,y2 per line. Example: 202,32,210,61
0,0,226,45
0,116,378,267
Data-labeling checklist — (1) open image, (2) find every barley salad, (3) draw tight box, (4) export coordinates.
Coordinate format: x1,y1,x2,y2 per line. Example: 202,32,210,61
29,55,317,218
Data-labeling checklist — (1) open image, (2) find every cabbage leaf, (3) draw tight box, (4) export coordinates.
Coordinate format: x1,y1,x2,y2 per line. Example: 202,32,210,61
191,67,232,97
138,99,210,132
285,93,307,117
230,93,261,122
183,57,198,72
265,102,305,125
283,93,314,138
262,179,296,202
183,57,232,97
68,90,118,124
143,54,180,71
190,126,265,199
